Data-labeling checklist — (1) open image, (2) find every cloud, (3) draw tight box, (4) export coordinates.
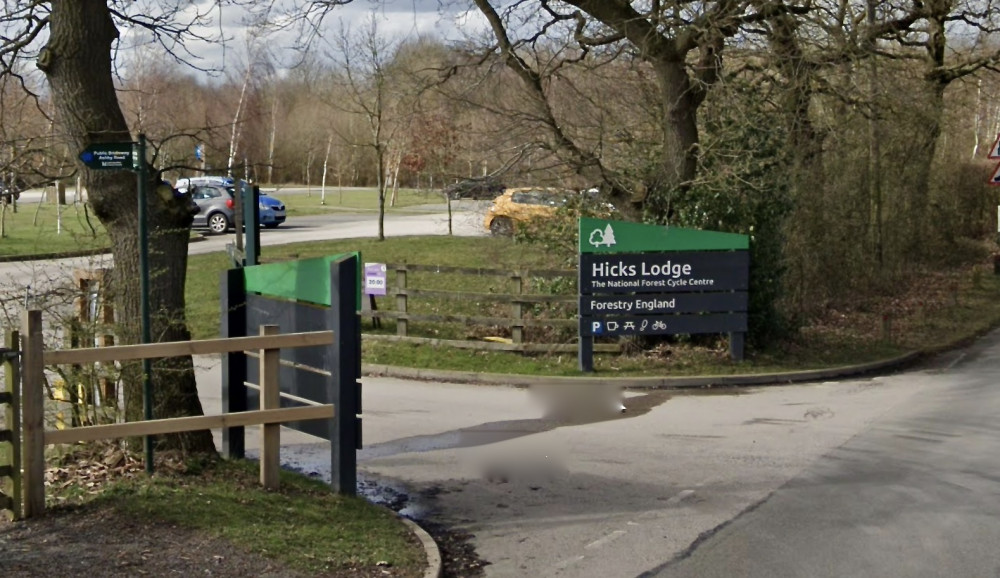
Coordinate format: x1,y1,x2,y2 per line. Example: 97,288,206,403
117,0,489,77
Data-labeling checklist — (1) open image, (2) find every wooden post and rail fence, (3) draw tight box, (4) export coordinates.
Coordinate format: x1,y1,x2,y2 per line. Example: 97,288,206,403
367,263,620,353
2,310,336,520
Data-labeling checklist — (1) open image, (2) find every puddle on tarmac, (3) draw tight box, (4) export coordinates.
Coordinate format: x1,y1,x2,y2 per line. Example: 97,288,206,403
356,474,431,519
357,390,675,460
279,387,741,519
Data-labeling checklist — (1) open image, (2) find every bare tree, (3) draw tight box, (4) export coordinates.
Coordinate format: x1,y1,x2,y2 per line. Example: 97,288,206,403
325,12,411,240
0,0,256,451
467,0,811,221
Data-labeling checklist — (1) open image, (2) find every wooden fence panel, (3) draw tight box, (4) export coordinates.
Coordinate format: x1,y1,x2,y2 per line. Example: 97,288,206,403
368,263,606,351
17,310,337,518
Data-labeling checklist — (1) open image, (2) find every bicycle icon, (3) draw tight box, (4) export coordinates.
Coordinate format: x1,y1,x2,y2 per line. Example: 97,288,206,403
651,320,667,330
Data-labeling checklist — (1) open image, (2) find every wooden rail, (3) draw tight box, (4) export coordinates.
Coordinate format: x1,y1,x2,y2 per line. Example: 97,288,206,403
374,263,613,350
18,310,336,519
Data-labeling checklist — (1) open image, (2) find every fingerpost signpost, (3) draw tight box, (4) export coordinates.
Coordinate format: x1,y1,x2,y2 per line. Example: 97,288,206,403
578,218,750,372
78,135,155,473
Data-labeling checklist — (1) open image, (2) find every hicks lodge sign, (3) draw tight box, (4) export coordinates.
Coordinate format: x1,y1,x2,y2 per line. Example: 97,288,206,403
576,218,751,369
580,252,749,293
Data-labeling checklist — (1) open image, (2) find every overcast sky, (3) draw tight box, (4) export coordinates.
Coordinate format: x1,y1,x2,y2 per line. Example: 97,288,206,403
128,0,487,77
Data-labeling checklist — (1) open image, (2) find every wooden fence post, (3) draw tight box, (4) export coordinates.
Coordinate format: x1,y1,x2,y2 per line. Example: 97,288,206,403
395,267,408,337
511,274,524,344
2,329,21,520
21,310,45,518
259,325,280,490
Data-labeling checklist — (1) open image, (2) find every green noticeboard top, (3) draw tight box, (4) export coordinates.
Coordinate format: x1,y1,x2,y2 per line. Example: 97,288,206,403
243,252,360,306
579,217,749,253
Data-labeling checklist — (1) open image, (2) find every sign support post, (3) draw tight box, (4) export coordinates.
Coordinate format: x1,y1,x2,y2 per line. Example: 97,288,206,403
578,258,594,372
136,134,154,474
79,136,153,472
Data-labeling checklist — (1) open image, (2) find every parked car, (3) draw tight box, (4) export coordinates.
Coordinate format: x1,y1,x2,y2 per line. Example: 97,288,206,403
444,176,505,200
0,184,19,205
180,178,286,234
176,175,235,191
483,188,573,236
483,187,615,236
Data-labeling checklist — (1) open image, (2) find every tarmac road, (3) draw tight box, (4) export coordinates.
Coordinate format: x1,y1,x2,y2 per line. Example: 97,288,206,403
0,204,486,295
644,337,1000,578
194,328,1000,577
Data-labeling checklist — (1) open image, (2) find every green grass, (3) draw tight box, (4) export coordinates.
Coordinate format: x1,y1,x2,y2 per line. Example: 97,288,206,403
185,235,1000,377
185,236,562,341
271,187,451,216
0,201,108,257
62,458,424,575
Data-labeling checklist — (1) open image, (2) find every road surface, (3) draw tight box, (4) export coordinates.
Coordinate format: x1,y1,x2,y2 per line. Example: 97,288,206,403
0,204,485,300
192,328,1000,578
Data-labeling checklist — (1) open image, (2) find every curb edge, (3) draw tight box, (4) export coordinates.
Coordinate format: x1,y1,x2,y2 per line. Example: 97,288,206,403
362,350,924,390
398,515,443,578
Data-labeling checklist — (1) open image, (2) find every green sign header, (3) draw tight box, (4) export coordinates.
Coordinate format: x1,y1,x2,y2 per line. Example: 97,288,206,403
578,218,749,253
243,252,360,306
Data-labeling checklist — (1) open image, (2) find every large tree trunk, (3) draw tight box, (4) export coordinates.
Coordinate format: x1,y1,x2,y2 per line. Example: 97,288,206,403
39,0,214,454
648,58,701,214
903,80,944,257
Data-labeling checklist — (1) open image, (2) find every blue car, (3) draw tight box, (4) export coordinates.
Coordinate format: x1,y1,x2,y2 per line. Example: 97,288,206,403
258,193,286,229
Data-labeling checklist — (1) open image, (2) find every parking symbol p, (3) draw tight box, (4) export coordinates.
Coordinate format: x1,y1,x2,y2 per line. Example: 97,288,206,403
591,321,603,334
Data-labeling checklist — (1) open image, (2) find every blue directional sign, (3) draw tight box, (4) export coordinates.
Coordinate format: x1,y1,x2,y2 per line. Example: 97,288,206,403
78,142,137,170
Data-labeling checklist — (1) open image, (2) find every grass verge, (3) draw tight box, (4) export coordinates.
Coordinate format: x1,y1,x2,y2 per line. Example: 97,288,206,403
186,235,1000,377
0,201,108,257
49,454,426,576
273,187,451,216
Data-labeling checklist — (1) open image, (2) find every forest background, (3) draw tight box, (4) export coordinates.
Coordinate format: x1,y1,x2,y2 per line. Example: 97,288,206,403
3,1,1000,439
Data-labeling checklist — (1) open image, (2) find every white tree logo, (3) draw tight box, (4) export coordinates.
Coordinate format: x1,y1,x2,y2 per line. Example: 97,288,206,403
589,224,616,248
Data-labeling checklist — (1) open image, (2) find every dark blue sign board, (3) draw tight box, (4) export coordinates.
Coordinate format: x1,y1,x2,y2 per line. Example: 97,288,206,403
78,142,138,170
577,219,751,371
221,255,361,495
580,252,749,293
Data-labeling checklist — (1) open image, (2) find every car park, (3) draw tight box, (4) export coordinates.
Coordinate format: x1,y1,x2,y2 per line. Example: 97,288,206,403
178,177,286,234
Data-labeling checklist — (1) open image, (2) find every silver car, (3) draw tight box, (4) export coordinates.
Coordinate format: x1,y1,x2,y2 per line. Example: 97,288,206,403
190,184,236,234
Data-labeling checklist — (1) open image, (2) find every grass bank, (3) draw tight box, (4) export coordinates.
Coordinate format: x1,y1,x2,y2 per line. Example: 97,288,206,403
46,454,425,576
186,235,1000,376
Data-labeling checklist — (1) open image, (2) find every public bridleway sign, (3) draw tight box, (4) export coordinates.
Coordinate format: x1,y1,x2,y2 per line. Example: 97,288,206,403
78,142,138,170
